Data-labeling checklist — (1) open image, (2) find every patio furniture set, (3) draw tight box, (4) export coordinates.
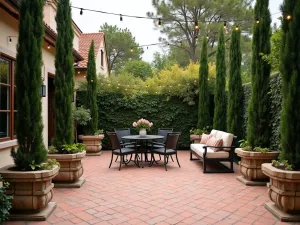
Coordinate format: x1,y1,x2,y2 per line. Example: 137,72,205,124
107,128,181,171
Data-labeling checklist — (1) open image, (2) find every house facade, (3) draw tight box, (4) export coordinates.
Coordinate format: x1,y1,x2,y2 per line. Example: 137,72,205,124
0,0,109,168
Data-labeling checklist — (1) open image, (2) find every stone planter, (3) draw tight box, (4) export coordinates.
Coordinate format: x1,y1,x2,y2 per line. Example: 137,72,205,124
235,148,280,185
190,134,201,143
0,165,59,220
79,134,104,155
262,163,300,222
47,151,86,188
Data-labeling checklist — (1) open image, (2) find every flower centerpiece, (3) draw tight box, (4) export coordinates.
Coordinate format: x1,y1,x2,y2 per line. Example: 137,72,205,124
133,119,153,136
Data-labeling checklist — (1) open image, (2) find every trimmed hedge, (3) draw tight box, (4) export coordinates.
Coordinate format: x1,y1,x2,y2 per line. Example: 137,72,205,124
77,73,282,150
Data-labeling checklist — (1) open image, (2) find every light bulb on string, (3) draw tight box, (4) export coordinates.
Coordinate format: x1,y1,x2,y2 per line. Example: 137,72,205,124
256,18,260,24
120,14,123,21
195,21,199,29
158,18,162,27
80,8,83,15
130,47,133,52
286,14,292,20
235,25,239,31
47,44,51,49
224,21,227,28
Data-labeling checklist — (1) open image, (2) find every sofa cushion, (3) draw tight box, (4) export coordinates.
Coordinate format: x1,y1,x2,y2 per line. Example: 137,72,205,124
206,137,223,152
200,134,212,144
210,129,234,151
191,144,229,159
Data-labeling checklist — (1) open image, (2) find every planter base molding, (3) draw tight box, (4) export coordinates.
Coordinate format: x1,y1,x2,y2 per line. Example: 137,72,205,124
54,177,86,188
265,202,300,222
8,202,57,221
86,151,103,156
236,176,267,186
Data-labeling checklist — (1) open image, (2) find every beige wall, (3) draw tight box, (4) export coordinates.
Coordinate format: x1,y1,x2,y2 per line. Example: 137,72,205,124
96,39,109,77
0,7,56,168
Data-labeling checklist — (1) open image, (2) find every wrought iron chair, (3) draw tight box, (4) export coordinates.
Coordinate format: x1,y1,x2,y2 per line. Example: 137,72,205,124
107,132,136,171
150,132,181,171
114,128,138,162
151,128,174,162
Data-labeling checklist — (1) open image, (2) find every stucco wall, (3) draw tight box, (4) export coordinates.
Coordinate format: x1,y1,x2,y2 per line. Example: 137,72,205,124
95,39,109,77
0,8,55,169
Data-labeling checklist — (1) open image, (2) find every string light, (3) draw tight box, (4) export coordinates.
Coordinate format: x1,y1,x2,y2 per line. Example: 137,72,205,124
120,14,123,21
130,47,133,52
195,21,199,29
235,25,239,31
47,44,51,49
80,8,83,15
158,18,162,27
256,18,260,24
224,21,227,28
286,14,292,20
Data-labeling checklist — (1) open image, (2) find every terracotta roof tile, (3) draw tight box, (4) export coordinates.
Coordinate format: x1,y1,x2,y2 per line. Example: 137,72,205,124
76,33,104,68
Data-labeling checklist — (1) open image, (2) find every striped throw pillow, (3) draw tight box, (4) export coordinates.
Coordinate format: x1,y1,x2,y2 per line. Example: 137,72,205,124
206,137,223,152
200,134,212,144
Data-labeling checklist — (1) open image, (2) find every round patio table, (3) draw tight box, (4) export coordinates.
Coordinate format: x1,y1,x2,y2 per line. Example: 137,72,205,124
122,135,164,168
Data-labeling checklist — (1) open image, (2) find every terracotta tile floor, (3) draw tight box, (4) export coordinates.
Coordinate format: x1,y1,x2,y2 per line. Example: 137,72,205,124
4,151,299,225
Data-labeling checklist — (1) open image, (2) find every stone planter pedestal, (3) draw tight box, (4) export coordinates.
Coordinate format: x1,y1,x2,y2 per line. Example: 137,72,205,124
235,148,280,186
190,134,201,143
47,151,86,188
262,163,300,222
79,135,104,156
0,165,59,221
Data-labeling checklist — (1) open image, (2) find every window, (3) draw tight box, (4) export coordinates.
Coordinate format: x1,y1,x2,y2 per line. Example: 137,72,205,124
101,50,104,67
0,56,16,142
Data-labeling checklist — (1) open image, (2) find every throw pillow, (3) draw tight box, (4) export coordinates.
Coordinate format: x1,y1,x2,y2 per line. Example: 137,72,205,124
206,136,223,152
200,134,212,144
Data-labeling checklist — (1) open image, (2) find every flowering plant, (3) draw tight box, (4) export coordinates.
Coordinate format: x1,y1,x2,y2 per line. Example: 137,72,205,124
133,118,153,131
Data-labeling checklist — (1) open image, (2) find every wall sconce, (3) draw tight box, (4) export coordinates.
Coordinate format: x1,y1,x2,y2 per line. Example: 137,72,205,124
41,84,46,97
8,36,17,43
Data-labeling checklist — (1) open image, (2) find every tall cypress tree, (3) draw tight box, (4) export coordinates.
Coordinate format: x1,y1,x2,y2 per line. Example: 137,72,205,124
197,37,210,129
280,0,300,170
85,41,98,134
247,0,271,148
213,27,227,131
227,27,243,138
12,0,46,170
53,0,74,148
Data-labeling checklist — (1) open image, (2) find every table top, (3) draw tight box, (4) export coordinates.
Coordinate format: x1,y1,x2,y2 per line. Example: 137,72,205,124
122,135,164,140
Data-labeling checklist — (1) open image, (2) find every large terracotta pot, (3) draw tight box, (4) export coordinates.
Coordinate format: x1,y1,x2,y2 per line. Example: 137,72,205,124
190,134,201,143
262,163,300,214
235,148,280,181
79,135,104,154
0,165,59,212
47,151,85,183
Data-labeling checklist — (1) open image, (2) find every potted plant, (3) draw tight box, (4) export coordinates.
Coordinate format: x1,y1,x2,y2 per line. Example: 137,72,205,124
190,126,210,143
132,118,153,136
261,0,300,221
47,0,86,188
78,41,104,155
235,140,279,185
0,0,59,220
235,0,279,186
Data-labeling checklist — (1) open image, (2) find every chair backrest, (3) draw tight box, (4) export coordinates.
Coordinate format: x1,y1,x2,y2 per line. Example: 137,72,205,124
157,128,174,143
114,128,131,143
107,132,121,150
165,132,181,150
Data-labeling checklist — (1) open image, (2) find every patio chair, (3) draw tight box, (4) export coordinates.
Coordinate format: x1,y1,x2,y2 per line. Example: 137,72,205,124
150,132,181,171
114,128,138,162
151,128,174,162
107,132,136,171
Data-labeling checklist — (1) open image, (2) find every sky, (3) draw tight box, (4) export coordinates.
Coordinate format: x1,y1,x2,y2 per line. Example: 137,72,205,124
71,0,283,63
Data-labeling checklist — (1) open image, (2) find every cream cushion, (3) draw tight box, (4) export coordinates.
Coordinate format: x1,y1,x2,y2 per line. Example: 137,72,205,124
190,144,229,159
210,129,234,151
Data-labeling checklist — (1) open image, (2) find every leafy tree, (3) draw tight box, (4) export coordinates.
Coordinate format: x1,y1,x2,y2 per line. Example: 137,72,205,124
122,60,153,80
152,52,175,71
148,0,253,63
279,0,300,170
227,27,243,138
213,27,227,131
53,0,74,148
85,41,98,134
100,23,143,73
247,0,271,148
197,37,210,129
12,0,47,170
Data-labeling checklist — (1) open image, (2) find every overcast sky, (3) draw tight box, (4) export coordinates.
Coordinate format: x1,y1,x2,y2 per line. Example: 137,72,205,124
71,0,283,63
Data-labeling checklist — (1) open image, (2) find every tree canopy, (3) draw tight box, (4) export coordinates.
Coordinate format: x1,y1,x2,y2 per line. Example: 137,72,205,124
122,60,153,80
100,23,143,73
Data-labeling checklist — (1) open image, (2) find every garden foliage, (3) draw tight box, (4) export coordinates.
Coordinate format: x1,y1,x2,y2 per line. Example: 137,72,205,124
0,176,12,223
53,0,74,148
12,0,47,170
247,0,271,148
279,0,300,170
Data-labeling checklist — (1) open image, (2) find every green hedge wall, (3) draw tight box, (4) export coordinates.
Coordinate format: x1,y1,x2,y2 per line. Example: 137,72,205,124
241,73,282,150
77,92,208,149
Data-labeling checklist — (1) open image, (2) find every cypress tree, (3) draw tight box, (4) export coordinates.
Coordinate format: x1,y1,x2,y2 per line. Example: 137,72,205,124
213,27,227,131
227,27,243,138
247,0,271,148
85,41,98,134
12,0,47,170
53,0,74,148
197,37,210,129
280,0,300,170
